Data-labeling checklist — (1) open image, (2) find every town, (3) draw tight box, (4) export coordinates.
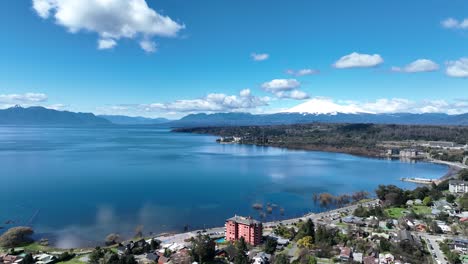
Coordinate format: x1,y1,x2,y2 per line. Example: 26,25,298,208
1,169,467,264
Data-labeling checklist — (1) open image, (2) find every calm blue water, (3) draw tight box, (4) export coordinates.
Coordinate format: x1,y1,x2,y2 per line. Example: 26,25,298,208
0,126,447,247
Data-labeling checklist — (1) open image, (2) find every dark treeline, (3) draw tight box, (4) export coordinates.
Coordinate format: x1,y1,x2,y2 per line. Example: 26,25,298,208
175,123,468,157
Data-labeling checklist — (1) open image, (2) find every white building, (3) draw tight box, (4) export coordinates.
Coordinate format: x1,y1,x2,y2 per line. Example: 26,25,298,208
449,180,468,194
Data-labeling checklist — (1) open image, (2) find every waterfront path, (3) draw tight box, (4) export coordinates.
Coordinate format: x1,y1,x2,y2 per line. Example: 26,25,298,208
154,199,380,245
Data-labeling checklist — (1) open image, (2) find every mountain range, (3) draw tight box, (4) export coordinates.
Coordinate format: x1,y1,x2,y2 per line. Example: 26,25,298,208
1,106,467,127
98,115,170,125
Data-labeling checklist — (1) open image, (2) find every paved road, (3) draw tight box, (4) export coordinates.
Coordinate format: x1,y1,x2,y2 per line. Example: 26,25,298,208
419,233,448,264
153,199,380,245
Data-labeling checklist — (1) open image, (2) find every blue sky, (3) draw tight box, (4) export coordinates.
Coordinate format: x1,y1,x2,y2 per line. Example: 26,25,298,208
0,0,467,118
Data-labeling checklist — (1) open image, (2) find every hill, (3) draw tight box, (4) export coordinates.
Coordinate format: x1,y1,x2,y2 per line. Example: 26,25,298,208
0,106,111,125
99,115,170,125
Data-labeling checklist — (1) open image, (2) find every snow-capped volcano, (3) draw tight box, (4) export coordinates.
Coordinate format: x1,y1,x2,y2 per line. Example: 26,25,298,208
283,98,373,115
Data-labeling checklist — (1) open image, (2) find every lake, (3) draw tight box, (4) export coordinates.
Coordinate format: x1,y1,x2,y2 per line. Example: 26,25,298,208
0,126,447,247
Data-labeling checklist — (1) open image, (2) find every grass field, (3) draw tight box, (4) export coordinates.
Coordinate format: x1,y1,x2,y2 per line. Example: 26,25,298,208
412,205,431,215
385,207,407,218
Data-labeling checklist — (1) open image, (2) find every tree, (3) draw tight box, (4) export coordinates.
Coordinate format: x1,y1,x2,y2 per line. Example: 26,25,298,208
295,219,315,241
22,253,34,264
105,233,121,246
446,194,456,204
0,226,34,247
459,194,468,211
89,247,106,264
423,196,432,206
233,237,249,264
274,254,289,264
297,236,314,249
263,237,277,254
150,238,161,250
191,235,215,263
379,238,392,252
430,221,443,234
458,169,468,181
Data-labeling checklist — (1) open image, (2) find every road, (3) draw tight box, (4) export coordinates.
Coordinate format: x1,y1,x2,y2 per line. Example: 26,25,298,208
419,233,448,264
153,199,380,245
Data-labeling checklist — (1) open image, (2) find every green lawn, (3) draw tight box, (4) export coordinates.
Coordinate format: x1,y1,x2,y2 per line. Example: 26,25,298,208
57,256,87,264
385,207,407,218
412,205,431,215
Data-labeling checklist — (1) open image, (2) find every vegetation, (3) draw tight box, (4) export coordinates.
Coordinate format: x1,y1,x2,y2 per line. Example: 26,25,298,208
0,227,34,248
263,237,278,254
175,123,468,157
233,237,249,264
89,247,137,264
191,234,215,263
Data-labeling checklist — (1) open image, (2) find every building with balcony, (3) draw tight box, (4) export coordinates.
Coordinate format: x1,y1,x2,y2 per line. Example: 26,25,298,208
225,215,262,246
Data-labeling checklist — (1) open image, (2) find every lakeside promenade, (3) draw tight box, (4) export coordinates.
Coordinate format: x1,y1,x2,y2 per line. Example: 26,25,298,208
153,199,380,245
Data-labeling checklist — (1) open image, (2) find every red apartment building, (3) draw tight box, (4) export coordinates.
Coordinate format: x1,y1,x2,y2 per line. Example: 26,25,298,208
225,215,262,246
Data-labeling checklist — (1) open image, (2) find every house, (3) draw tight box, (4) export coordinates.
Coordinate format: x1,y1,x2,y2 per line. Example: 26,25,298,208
406,200,414,206
35,254,57,264
353,252,363,263
379,253,394,264
363,256,377,264
171,249,191,264
400,149,419,158
0,254,22,264
449,180,468,194
252,252,271,264
396,230,413,243
414,199,422,205
158,255,170,264
225,215,262,246
453,238,468,253
339,247,351,262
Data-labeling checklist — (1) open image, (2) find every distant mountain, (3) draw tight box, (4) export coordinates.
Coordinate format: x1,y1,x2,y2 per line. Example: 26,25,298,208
0,106,111,125
99,115,170,125
168,112,468,127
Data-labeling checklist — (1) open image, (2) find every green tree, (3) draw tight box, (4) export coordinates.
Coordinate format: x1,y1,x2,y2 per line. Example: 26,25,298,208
22,253,34,264
379,239,392,252
295,219,315,241
234,237,249,264
263,237,277,254
423,196,432,206
191,234,215,263
274,254,289,264
0,226,34,248
297,236,314,249
446,194,456,204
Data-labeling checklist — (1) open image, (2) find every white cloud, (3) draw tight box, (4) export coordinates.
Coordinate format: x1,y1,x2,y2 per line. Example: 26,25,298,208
98,39,117,50
285,97,468,115
446,58,468,78
261,79,300,93
275,90,310,100
142,89,269,113
441,17,468,29
285,69,320,76
32,0,184,52
139,40,157,53
391,59,439,73
0,93,48,104
333,52,384,69
251,53,269,61
46,104,67,110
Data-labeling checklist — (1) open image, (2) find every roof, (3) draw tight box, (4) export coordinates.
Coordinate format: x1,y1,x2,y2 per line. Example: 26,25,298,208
227,215,261,225
340,247,351,257
363,256,376,264
449,180,468,185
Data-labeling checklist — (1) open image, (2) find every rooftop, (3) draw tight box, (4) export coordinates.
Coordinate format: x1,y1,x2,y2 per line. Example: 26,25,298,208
227,215,261,225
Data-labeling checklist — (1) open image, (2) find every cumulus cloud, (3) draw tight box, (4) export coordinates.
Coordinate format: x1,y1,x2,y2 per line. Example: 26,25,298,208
446,58,468,78
261,79,309,100
0,93,48,104
276,90,310,100
285,69,320,76
333,52,384,69
441,17,468,29
285,97,468,115
98,39,117,50
142,89,269,113
139,40,157,53
391,59,439,73
261,79,300,93
251,53,269,61
32,0,184,52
